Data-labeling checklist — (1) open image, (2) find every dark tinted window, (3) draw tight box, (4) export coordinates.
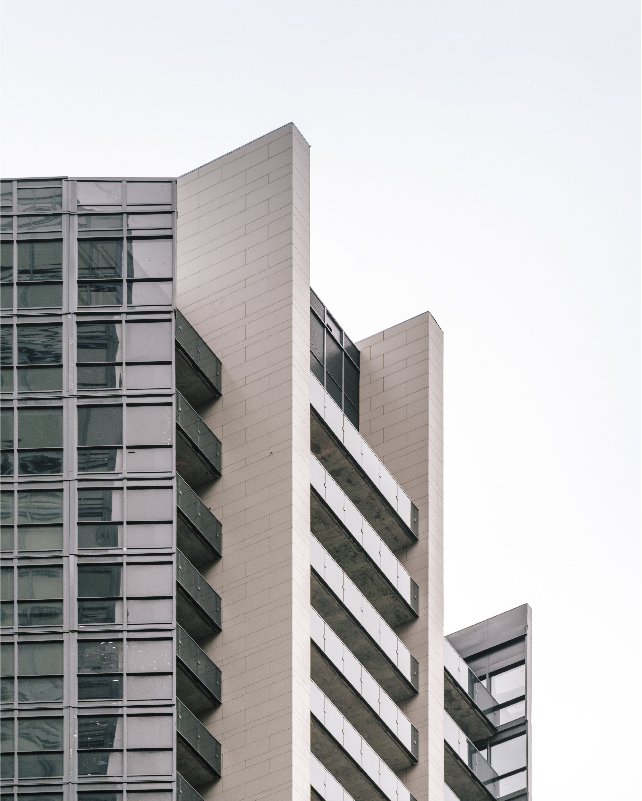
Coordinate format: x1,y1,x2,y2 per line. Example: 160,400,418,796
78,240,122,279
77,323,122,362
18,408,63,448
17,326,62,365
77,406,122,446
17,241,62,281
78,565,122,598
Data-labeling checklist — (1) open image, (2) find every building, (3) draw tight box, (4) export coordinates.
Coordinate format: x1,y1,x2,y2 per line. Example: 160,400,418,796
0,124,531,801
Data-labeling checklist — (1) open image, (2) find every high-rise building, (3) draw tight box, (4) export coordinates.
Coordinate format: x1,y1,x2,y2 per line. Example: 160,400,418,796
0,124,531,801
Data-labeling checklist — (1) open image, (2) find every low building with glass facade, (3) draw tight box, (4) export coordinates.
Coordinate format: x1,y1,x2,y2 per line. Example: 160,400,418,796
1,124,531,801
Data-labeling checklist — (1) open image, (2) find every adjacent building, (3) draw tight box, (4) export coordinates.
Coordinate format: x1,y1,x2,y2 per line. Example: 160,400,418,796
0,124,531,801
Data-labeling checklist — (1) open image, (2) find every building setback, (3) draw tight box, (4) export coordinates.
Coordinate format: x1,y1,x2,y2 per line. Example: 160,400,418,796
0,123,532,801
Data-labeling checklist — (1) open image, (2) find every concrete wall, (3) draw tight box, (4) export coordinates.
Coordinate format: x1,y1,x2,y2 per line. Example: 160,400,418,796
357,312,444,801
177,123,311,801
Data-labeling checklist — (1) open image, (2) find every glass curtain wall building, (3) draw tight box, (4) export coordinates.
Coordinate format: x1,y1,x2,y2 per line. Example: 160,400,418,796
1,124,531,801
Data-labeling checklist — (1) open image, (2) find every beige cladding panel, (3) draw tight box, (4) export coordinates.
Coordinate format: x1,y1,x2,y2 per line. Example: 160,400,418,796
357,311,444,801
177,124,311,801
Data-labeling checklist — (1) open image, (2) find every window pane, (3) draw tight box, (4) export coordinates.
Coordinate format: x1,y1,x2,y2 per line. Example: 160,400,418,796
78,674,122,700
0,717,14,750
77,448,122,473
125,321,172,362
490,664,525,705
78,524,121,549
78,240,122,279
1,525,12,551
126,598,171,624
77,283,122,307
127,715,172,748
344,357,359,407
127,240,172,280
78,716,123,748
17,566,63,599
17,188,62,213
78,215,123,231
17,216,62,233
127,564,172,597
127,489,172,521
17,242,62,281
18,408,62,448
1,408,13,447
126,183,172,205
0,242,12,281
17,326,62,365
126,639,172,672
76,182,122,206
17,527,63,551
78,793,121,801
1,452,14,476
18,752,63,778
78,489,123,521
17,716,63,750
127,282,172,306
18,642,63,675
0,366,13,392
1,601,14,625
1,642,14,674
1,491,13,523
127,674,172,700
78,640,123,673
17,367,62,392
17,676,63,702
0,181,11,208
126,523,171,549
77,323,122,362
126,405,172,446
1,566,14,599
1,216,13,232
490,734,527,775
17,601,63,626
326,335,342,387
17,283,63,309
126,363,171,390
18,451,63,475
77,406,122,446
78,565,122,598
78,600,122,625
1,284,12,309
0,676,13,702
126,448,172,472
77,750,123,776
17,487,65,521
77,365,123,390
128,213,172,229
0,326,12,366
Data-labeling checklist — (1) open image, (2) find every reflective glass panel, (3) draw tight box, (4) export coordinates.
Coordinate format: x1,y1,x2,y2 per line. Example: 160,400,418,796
78,240,122,279
17,188,62,214
17,716,63,750
76,182,122,206
127,489,173,521
78,600,122,625
78,674,123,700
77,323,122,362
78,215,122,231
77,283,122,307
18,526,63,551
17,326,62,365
18,408,63,448
127,674,172,700
1,408,13,447
78,489,123,521
490,664,525,705
17,283,63,309
77,716,123,748
1,567,13,599
127,281,172,306
126,405,172,446
77,449,122,473
127,564,172,597
490,734,527,775
126,183,172,205
0,242,11,282
77,365,123,390
1,642,14,675
0,327,11,366
17,242,62,281
18,451,63,476
17,676,63,702
126,364,171,390
125,321,172,362
0,284,12,309
77,750,123,776
17,566,63,599
17,367,62,392
17,216,62,233
18,491,63,524
77,406,122,446
127,639,172,672
127,240,172,279
18,642,63,675
0,182,11,209
17,601,63,626
1,491,13,523
78,565,122,597
128,213,172,229
78,640,123,672
78,524,121,549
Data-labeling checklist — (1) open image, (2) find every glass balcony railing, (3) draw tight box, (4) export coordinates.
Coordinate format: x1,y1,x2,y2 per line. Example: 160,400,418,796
177,698,221,779
311,453,417,615
176,391,221,485
177,773,205,801
177,623,222,706
311,534,417,690
177,475,222,565
311,681,415,801
444,639,499,724
311,753,358,801
176,550,222,637
311,606,417,761
175,310,222,405
444,711,498,798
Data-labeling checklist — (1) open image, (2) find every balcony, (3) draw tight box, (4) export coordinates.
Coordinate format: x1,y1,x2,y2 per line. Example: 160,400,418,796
444,639,498,741
176,698,221,785
444,712,498,801
177,623,222,713
177,475,222,567
311,607,418,771
177,774,205,801
311,681,416,801
175,310,221,407
311,454,418,628
311,753,359,801
176,551,222,640
310,375,417,551
176,391,221,487
311,535,418,703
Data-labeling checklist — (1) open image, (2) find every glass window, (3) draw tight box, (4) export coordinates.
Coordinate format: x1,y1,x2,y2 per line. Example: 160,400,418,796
78,215,122,231
1,567,14,599
17,566,63,599
126,183,172,205
128,213,172,229
18,642,63,675
1,407,13,447
1,241,12,281
17,490,64,552
78,283,122,308
17,716,63,749
78,240,122,279
127,715,172,748
17,283,63,310
76,182,122,206
126,523,172,549
17,241,62,281
77,364,123,391
77,322,122,362
78,640,123,673
77,749,123,776
499,699,526,725
126,405,172,446
126,281,172,306
127,488,172,521
127,674,172,700
77,406,122,446
127,564,172,597
490,664,525,705
78,715,123,748
326,334,342,388
127,639,172,672
78,565,121,598
78,489,123,521
17,326,62,365
17,188,62,214
126,364,171,390
78,794,121,801
125,321,171,362
0,181,12,210
18,408,63,448
490,733,527,775
127,240,172,280
17,216,62,233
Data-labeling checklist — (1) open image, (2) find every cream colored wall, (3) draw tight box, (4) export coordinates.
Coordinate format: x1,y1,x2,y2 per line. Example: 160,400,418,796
357,312,444,801
177,123,311,801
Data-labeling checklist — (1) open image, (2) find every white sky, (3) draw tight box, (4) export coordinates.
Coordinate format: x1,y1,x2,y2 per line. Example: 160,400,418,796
1,0,640,797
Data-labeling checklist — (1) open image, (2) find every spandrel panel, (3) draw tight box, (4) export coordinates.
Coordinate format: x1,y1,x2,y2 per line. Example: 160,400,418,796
126,405,172,446
78,406,122,446
125,321,172,362
17,241,62,281
127,639,172,672
77,323,122,362
127,489,173,521
127,240,172,280
17,566,63,600
126,183,172,205
76,182,122,207
78,489,124,521
78,640,123,673
127,564,172,597
18,408,63,448
78,565,122,597
17,326,63,365
78,240,123,279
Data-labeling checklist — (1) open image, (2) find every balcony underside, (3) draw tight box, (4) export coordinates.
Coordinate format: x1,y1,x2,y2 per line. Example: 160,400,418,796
177,659,221,714
311,715,392,801
175,345,220,408
311,642,417,771
311,488,417,628
444,742,497,801
177,734,220,787
311,409,416,552
176,429,221,488
311,570,416,704
177,773,206,801
177,511,221,569
444,670,497,742
176,584,221,641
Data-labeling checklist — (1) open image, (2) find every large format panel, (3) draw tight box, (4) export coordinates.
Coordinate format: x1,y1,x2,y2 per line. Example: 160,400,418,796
177,123,311,801
357,312,444,801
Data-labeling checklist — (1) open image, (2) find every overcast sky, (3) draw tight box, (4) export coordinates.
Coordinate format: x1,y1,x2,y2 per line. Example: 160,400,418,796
1,1,640,797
